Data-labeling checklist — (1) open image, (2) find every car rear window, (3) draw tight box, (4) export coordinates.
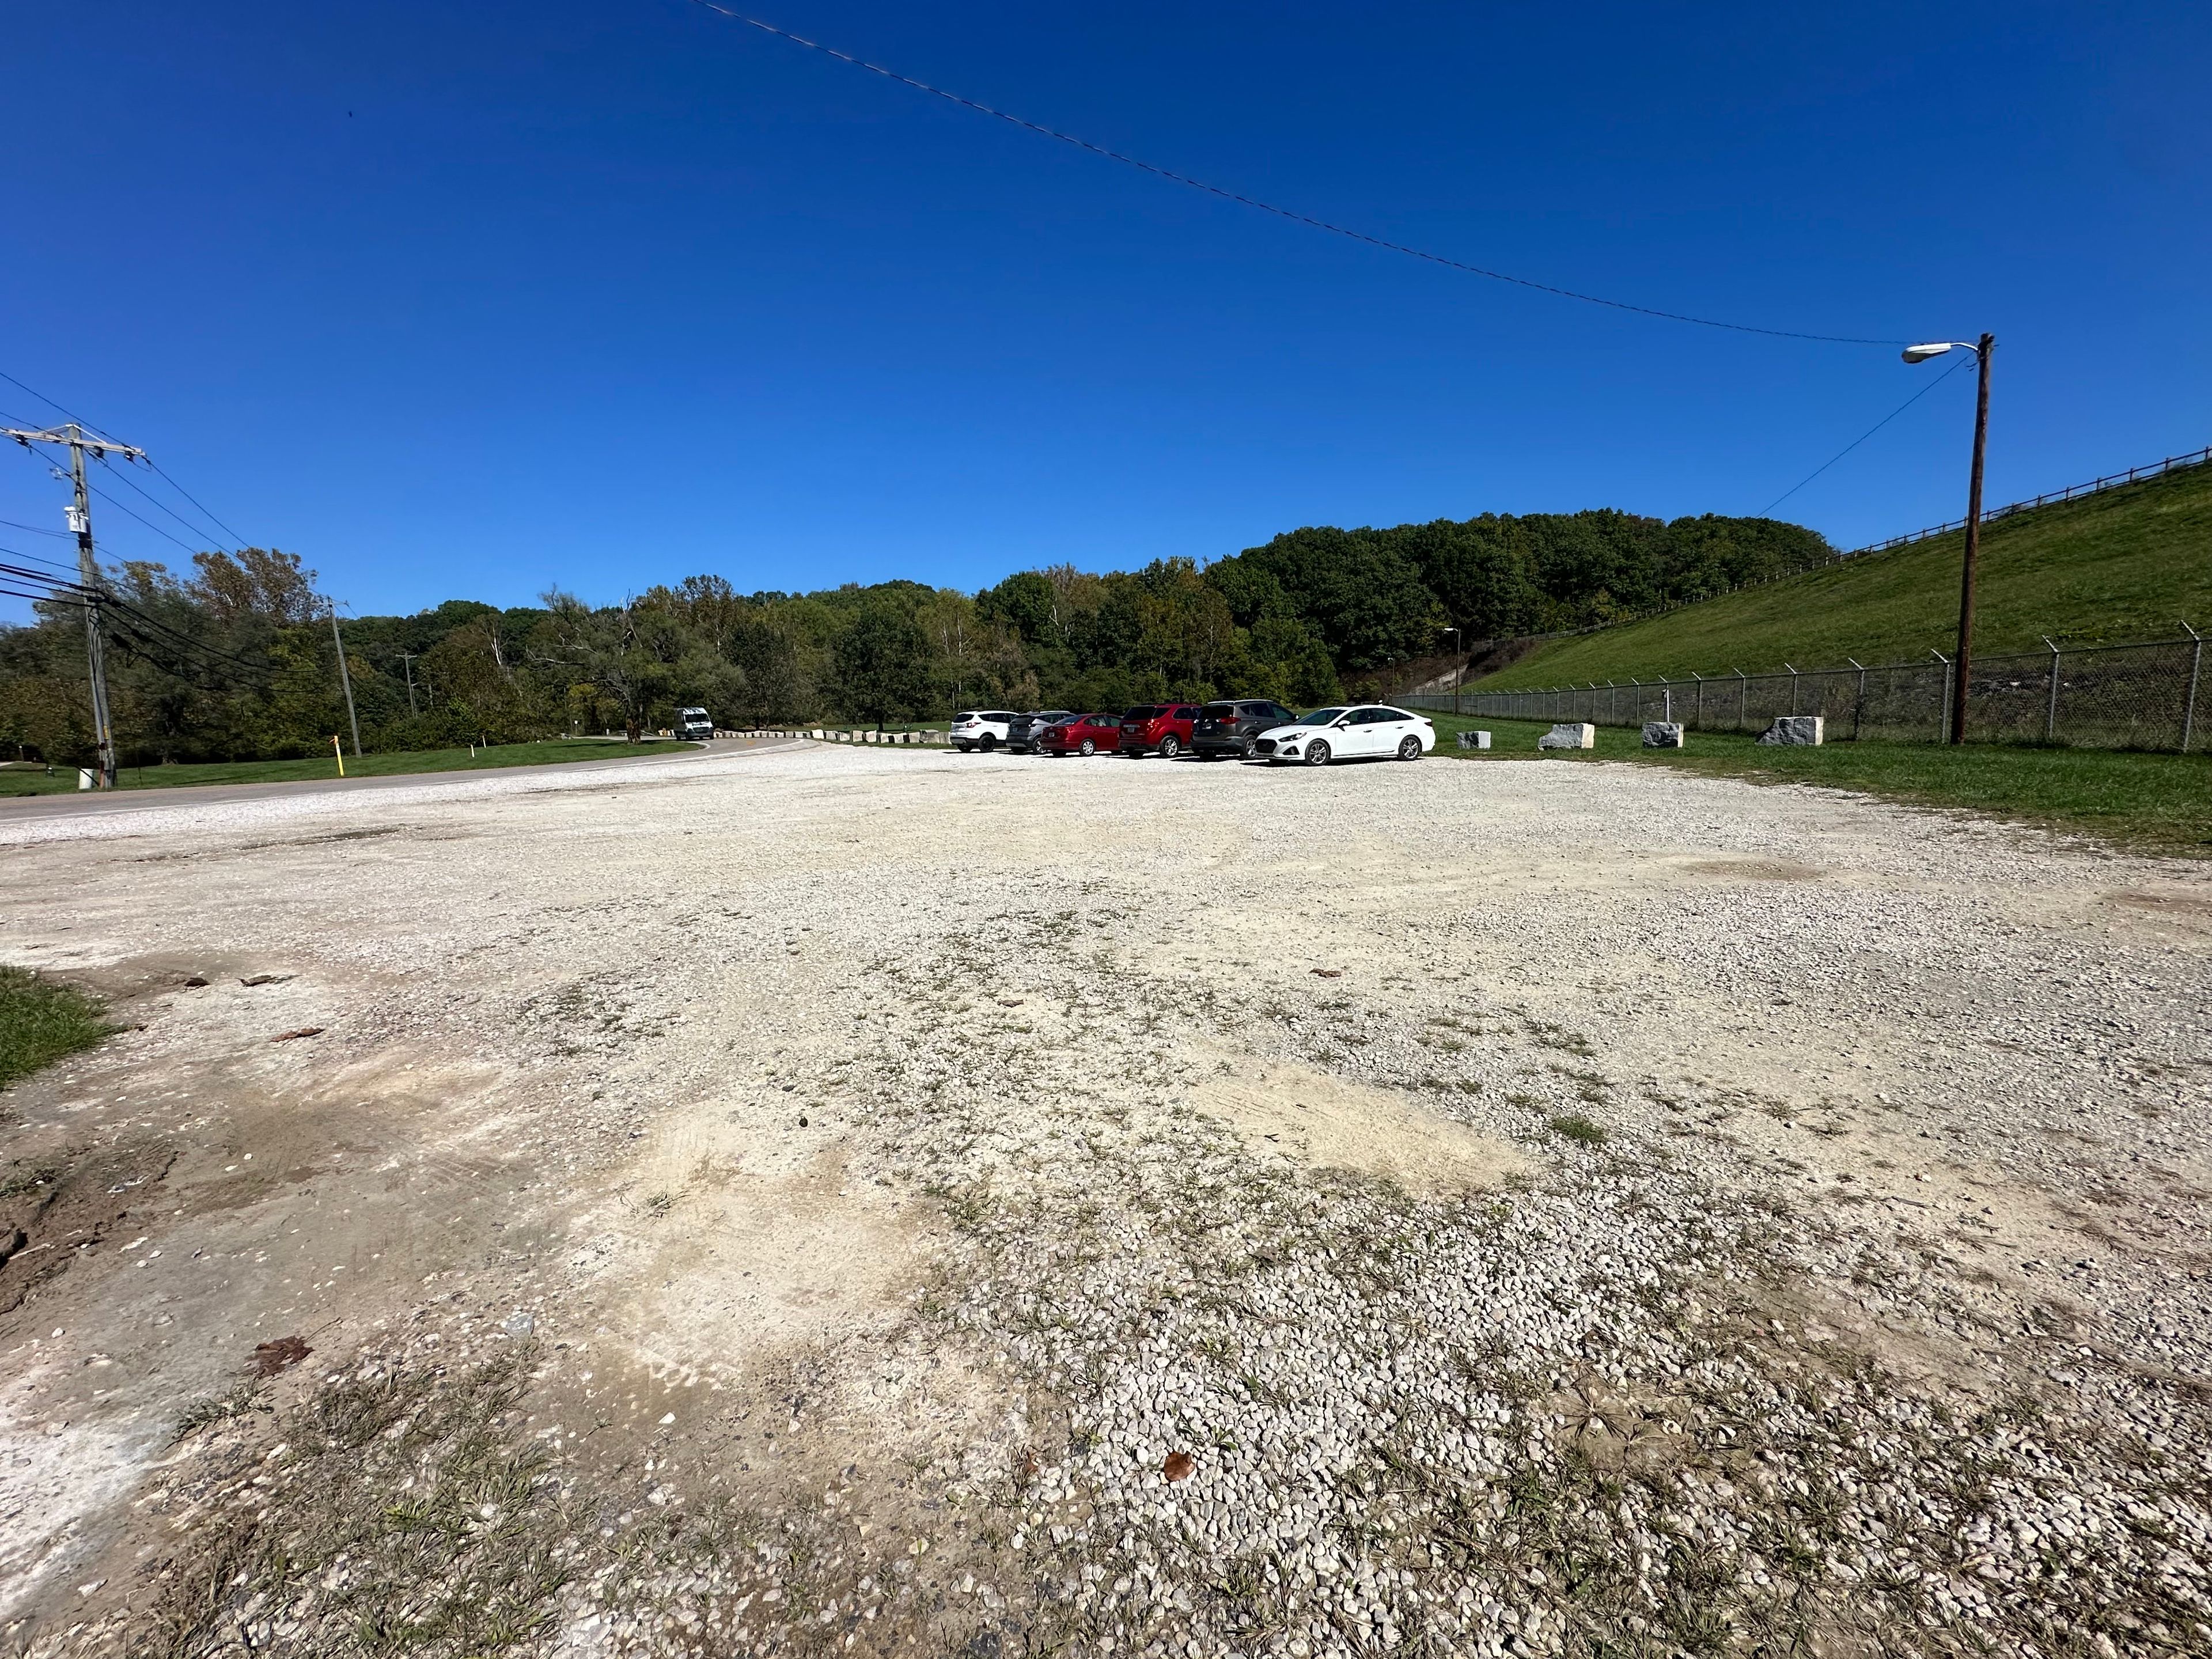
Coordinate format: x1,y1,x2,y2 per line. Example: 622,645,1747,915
1202,703,1236,718
1125,706,1164,720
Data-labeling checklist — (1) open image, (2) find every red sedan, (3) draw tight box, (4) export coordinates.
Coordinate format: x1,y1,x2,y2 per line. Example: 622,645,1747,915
1040,713,1123,756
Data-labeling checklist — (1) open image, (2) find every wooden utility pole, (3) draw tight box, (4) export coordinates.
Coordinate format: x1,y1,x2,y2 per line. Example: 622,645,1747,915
1950,334,1995,745
1,422,147,786
329,603,362,757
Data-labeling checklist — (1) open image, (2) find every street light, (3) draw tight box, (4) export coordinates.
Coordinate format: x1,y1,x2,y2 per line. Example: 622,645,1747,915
1903,333,1995,744
1441,626,1463,715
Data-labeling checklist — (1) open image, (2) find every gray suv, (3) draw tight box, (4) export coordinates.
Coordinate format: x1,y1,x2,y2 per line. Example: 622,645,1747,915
1192,699,1300,760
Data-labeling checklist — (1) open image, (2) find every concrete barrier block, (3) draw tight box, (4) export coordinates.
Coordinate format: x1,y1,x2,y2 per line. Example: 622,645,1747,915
1756,715,1824,746
1456,730,1492,750
1537,722,1596,751
1642,722,1685,748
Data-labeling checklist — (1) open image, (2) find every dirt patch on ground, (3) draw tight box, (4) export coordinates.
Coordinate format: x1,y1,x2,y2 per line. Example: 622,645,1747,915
1191,1055,1531,1196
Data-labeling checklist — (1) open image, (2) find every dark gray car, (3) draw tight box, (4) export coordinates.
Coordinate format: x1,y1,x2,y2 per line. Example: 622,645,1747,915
1007,710,1074,753
1191,699,1300,759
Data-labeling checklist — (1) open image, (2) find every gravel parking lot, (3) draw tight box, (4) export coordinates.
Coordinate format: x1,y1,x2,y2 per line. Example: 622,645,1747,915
2,741,2208,1657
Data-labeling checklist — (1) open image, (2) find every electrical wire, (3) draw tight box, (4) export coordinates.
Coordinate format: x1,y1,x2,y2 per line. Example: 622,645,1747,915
689,3,1908,347
99,593,278,675
0,516,71,539
94,452,237,551
2,366,253,546
144,459,249,548
1760,353,1974,514
0,544,85,577
0,368,123,445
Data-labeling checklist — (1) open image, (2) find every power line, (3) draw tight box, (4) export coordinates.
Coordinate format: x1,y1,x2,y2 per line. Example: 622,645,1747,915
0,543,85,577
689,3,1908,347
2,366,253,546
94,452,237,551
145,458,249,548
0,369,124,446
1761,353,1974,514
0,515,72,539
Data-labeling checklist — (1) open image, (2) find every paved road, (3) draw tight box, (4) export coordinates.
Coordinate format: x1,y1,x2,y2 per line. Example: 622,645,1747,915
0,737,798,823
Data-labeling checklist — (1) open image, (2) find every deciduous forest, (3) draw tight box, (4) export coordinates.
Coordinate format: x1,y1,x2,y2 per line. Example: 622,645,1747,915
0,509,1829,764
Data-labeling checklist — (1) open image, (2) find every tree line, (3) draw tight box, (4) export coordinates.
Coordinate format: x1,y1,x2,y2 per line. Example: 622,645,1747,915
0,508,1830,766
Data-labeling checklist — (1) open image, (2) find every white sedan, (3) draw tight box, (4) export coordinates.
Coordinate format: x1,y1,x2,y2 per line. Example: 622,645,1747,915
1255,705,1435,765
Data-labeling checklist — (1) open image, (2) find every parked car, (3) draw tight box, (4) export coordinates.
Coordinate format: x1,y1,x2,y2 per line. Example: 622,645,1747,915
1040,713,1123,756
1116,703,1203,758
1191,699,1301,760
949,710,1018,752
1255,705,1435,766
1006,710,1074,753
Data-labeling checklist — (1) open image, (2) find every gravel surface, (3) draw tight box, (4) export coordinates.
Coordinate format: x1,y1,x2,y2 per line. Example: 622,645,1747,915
1,741,2207,1658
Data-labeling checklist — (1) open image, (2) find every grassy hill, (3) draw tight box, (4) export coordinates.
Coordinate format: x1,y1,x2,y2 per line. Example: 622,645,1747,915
1473,460,2212,689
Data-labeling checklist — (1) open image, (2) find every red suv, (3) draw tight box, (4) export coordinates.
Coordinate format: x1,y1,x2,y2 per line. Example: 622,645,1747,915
1117,703,1202,758
1041,713,1123,756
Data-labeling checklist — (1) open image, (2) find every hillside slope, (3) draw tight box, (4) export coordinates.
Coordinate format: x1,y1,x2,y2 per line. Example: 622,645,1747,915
1473,460,2212,689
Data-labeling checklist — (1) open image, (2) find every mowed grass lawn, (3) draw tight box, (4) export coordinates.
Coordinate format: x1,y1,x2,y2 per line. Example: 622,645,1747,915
1477,461,2212,690
0,738,694,797
1425,711,2212,857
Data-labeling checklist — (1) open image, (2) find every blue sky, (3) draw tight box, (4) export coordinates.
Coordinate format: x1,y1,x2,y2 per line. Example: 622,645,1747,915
2,1,2206,623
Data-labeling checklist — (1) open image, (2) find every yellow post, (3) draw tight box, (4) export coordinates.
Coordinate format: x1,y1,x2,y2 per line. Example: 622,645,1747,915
332,734,345,778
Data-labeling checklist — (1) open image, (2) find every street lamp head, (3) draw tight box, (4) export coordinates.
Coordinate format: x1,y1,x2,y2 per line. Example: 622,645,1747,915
1902,342,1954,363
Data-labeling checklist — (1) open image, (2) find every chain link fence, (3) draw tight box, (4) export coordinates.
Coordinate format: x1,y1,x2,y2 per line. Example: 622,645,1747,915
1408,634,2209,752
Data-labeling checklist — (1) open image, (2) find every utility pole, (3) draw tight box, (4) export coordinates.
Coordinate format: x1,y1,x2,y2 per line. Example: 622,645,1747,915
2,422,146,787
396,652,420,716
329,602,362,757
1904,335,1994,745
1952,335,1995,744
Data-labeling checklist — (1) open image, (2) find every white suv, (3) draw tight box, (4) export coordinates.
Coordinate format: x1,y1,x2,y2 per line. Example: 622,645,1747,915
949,711,1017,752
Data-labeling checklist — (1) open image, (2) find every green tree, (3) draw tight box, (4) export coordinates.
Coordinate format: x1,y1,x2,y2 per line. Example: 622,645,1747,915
833,594,932,726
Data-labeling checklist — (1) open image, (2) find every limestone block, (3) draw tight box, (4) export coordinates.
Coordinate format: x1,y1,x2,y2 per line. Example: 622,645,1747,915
1756,715,1824,746
1456,730,1493,750
1642,722,1685,748
1537,722,1596,751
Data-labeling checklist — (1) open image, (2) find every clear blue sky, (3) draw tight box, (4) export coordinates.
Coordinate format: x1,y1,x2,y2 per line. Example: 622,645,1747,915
3,0,2205,623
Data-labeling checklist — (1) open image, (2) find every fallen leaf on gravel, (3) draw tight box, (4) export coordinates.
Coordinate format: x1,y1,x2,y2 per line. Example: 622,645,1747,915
1309,969,1342,979
1162,1451,1194,1482
239,974,293,987
249,1336,311,1377
998,998,1025,1006
271,1027,324,1042
181,976,209,988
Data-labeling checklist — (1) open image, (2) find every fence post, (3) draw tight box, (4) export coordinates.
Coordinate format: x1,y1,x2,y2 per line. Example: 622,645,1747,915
1692,672,1704,730
1785,664,1799,716
1933,651,1952,743
1847,658,1866,741
2042,636,2061,744
1736,669,1747,732
2184,623,2203,755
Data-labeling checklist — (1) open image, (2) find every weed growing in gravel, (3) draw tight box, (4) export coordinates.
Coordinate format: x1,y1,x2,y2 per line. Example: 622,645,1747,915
150,1348,574,1658
1548,1113,1609,1146
0,967,113,1089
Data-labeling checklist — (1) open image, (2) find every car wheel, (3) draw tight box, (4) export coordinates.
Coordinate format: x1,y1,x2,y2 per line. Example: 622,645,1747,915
1240,734,1257,759
980,734,997,751
1158,734,1181,758
1304,740,1331,767
1078,738,1094,757
1397,735,1422,760
955,744,972,753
